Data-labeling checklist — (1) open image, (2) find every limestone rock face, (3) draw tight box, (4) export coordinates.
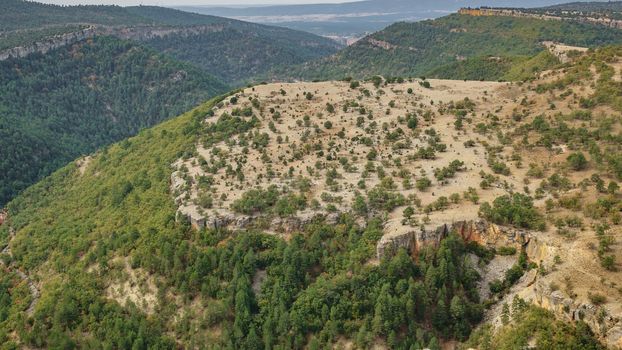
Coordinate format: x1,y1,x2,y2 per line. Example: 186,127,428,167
0,25,227,62
0,209,7,226
170,171,186,203
0,27,97,61
375,219,531,260
534,280,622,348
376,231,414,259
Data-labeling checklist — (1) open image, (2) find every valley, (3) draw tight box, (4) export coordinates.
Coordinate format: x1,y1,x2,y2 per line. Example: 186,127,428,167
0,1,341,207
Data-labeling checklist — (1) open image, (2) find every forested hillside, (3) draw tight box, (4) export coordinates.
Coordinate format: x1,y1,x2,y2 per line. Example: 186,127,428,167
127,6,342,84
2,45,619,347
278,14,622,81
0,2,620,348
142,27,339,84
0,1,341,205
0,2,342,84
0,36,228,206
0,0,150,31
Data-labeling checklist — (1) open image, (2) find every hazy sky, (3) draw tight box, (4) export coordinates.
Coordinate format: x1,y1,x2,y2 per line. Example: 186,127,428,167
37,0,353,5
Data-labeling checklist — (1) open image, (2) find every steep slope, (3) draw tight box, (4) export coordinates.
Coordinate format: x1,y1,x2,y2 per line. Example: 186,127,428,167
2,47,621,348
1,2,342,84
0,0,150,31
0,36,228,207
0,2,341,205
277,13,622,81
127,7,342,84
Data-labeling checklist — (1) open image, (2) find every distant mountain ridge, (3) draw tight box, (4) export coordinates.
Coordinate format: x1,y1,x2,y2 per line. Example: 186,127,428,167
177,0,577,36
541,1,622,12
0,2,342,84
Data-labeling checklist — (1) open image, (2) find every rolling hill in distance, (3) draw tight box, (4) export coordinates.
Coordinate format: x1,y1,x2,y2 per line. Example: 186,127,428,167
273,12,622,81
1,1,342,84
177,0,577,38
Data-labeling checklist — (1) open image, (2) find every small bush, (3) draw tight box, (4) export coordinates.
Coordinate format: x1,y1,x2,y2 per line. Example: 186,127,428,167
588,293,607,305
496,246,517,256
567,152,588,171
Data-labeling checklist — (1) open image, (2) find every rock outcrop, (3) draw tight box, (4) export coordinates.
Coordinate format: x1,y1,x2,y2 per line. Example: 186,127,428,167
403,219,622,348
0,226,40,316
376,219,532,260
0,26,97,61
175,209,339,234
0,25,227,62
534,280,622,348
0,209,7,226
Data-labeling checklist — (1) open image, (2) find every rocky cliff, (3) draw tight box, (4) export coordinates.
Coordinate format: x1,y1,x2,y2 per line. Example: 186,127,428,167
389,219,622,348
0,25,227,61
534,279,622,348
0,209,7,226
376,219,532,260
0,26,97,61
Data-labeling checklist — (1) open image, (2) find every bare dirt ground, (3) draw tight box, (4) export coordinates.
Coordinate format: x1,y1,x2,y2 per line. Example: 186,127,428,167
76,155,92,175
175,78,514,230
105,257,158,315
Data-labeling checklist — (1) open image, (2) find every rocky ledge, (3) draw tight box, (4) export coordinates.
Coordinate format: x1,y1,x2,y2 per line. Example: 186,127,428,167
376,219,532,260
535,279,622,348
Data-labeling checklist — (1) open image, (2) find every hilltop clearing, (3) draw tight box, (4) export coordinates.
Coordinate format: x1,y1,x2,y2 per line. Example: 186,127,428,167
174,47,622,347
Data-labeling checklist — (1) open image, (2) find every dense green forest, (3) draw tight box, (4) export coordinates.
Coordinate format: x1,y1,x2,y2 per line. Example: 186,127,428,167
277,14,622,81
143,28,339,84
0,36,228,206
1,1,341,87
0,0,151,31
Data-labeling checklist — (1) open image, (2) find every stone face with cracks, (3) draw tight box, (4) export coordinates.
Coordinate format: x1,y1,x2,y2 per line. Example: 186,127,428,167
534,280,622,348
375,219,531,260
